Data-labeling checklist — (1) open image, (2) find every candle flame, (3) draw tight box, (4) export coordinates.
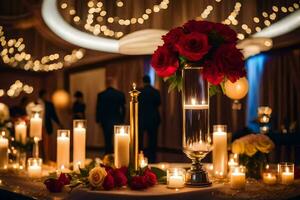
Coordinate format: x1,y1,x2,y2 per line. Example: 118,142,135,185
132,83,136,90
34,113,39,118
266,164,269,170
201,100,206,105
1,131,5,137
120,127,125,134
285,166,289,173
77,123,83,129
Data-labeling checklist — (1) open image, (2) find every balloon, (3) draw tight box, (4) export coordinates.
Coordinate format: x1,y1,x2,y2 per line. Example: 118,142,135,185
224,77,249,100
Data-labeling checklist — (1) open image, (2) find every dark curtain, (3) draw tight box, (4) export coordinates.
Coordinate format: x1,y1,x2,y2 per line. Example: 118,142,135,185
260,48,300,132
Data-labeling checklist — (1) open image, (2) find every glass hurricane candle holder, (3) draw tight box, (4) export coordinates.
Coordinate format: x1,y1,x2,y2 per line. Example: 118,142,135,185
57,130,70,170
167,168,186,189
27,157,42,178
182,66,212,187
278,163,294,185
230,166,246,190
30,110,42,158
228,153,239,176
73,120,87,170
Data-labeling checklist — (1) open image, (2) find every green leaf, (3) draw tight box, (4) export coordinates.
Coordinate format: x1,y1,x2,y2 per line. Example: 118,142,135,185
79,167,89,177
209,85,220,97
150,167,167,184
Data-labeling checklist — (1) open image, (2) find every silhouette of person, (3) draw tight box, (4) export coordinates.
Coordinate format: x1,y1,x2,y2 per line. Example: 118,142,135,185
38,89,62,162
72,91,86,119
96,77,125,154
138,75,161,162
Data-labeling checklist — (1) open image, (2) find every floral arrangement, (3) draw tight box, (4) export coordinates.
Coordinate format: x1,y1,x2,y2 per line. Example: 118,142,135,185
44,160,165,193
151,20,246,93
232,134,275,179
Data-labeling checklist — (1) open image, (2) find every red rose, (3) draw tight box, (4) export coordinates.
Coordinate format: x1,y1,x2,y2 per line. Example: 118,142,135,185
183,20,214,34
118,166,128,175
103,173,115,190
213,23,237,43
175,32,211,61
58,173,71,185
162,27,184,44
202,61,224,85
151,44,179,78
213,44,245,82
144,170,157,187
113,169,128,187
44,178,64,193
129,176,148,190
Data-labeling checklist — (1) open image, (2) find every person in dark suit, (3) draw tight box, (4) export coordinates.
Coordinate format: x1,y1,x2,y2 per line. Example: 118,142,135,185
96,78,125,154
38,90,62,162
72,91,86,119
139,75,161,162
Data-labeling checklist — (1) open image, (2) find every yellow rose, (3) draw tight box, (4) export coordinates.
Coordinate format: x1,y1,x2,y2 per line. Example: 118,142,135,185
256,134,274,153
244,141,257,157
232,139,245,154
88,166,107,188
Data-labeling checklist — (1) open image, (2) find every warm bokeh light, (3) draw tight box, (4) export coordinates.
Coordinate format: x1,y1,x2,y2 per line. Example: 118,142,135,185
52,90,70,109
224,77,249,100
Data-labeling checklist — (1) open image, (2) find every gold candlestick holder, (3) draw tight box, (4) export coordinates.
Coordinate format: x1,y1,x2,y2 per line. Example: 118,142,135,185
129,83,140,171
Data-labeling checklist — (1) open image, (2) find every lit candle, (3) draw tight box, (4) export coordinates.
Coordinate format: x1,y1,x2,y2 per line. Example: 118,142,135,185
57,130,70,169
230,166,246,189
139,157,148,168
73,120,86,171
213,125,227,178
184,98,209,110
263,173,277,185
27,158,42,178
30,113,42,139
0,132,8,169
158,163,170,171
167,168,185,189
281,167,294,185
15,121,27,144
114,126,130,168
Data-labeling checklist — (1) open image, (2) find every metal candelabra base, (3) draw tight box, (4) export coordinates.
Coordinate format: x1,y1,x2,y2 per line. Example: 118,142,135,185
185,159,212,187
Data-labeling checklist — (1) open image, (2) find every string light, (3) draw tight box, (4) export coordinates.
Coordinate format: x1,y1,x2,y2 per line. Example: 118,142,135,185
3,80,34,98
0,26,84,72
60,0,170,39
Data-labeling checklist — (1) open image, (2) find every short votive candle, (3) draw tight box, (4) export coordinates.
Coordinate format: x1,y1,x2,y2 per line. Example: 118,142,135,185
279,163,294,185
263,173,277,185
27,158,42,178
230,166,246,189
167,168,186,189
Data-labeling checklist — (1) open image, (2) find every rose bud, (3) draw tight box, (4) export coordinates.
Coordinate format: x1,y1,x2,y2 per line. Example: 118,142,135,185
58,173,71,185
44,178,64,193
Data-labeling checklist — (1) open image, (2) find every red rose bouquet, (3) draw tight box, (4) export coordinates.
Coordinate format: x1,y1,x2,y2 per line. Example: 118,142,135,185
151,20,246,94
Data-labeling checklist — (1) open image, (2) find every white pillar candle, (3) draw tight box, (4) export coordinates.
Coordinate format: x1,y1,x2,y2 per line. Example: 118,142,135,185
27,158,42,178
230,166,246,189
30,113,42,139
73,120,86,171
213,125,227,178
167,168,186,189
15,122,27,144
114,126,130,168
57,130,70,169
0,133,8,169
281,168,294,185
263,173,277,185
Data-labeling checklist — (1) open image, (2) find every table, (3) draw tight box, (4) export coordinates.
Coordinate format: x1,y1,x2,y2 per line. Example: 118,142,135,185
1,165,300,200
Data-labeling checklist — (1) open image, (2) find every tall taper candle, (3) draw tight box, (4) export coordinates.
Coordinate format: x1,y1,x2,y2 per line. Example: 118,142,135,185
0,132,8,169
213,125,228,178
114,125,130,168
73,120,86,171
129,83,140,170
57,130,70,169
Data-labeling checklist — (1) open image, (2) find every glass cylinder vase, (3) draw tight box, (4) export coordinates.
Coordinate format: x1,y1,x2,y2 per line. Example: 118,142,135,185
182,66,212,187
